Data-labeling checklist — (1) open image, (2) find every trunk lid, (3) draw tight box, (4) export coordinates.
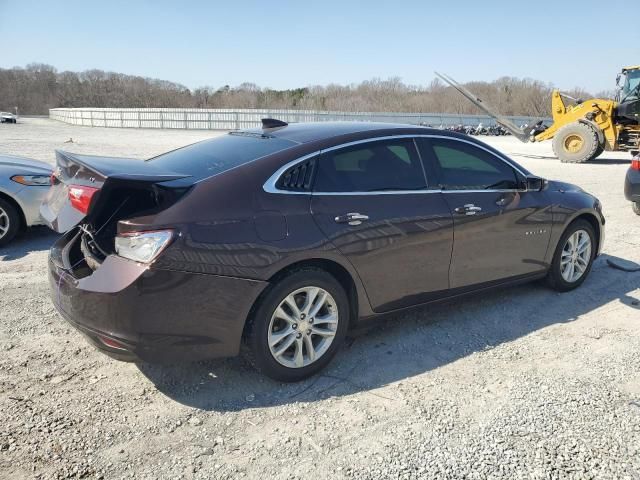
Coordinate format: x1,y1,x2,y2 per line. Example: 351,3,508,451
41,150,190,233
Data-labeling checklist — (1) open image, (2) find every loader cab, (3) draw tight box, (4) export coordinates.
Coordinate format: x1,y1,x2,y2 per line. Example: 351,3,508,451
616,66,640,102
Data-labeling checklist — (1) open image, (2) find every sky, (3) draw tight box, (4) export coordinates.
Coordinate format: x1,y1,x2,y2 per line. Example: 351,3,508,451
1,0,638,93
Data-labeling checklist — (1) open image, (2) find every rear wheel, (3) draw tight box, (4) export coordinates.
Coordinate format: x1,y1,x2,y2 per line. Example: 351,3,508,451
245,268,349,382
546,219,596,291
633,202,640,215
0,198,20,247
552,122,599,163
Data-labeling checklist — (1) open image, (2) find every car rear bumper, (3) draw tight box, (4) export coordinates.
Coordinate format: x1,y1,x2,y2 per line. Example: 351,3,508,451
624,168,640,203
48,230,268,363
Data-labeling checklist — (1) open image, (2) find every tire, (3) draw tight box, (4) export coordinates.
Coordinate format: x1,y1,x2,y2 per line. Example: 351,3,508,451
0,198,21,247
546,219,596,292
245,268,349,382
633,202,640,216
593,142,605,159
552,122,599,163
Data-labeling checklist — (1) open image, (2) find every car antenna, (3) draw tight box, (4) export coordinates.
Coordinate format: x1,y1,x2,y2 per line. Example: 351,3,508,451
261,118,288,129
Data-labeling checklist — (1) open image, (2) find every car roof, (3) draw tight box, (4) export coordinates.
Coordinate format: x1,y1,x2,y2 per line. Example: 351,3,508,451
240,121,531,177
239,121,438,144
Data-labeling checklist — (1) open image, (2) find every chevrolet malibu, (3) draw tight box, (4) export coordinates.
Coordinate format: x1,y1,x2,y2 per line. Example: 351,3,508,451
43,120,605,381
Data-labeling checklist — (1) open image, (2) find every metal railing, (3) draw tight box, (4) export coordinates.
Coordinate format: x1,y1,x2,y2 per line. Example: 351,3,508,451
49,107,546,130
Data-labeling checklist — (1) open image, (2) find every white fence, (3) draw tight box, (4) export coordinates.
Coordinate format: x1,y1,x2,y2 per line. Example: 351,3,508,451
49,107,545,130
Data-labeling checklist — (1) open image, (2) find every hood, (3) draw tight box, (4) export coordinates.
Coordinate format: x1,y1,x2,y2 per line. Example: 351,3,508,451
0,154,52,174
546,180,584,193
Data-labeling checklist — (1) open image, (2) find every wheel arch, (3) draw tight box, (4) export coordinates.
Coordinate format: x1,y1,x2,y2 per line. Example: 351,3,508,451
0,190,26,229
549,211,602,262
578,119,605,146
572,212,602,254
242,257,364,340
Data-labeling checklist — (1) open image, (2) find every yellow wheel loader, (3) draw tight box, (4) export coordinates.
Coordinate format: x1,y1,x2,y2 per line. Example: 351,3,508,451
436,68,640,163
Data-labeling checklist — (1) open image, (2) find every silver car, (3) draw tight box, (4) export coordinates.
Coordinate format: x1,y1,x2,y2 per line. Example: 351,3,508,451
0,154,52,246
0,112,17,124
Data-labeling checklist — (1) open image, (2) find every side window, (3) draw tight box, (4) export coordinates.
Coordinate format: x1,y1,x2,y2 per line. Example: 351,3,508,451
313,139,426,192
426,138,519,190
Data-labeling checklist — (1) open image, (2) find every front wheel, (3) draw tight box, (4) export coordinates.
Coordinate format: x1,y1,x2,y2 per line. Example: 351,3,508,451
593,142,605,159
552,122,599,163
546,219,596,292
245,268,349,382
633,202,640,216
0,198,20,247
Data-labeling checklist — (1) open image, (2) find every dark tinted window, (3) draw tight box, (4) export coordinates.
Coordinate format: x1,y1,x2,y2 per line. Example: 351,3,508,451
147,133,295,178
276,157,317,192
314,139,426,192
427,138,519,190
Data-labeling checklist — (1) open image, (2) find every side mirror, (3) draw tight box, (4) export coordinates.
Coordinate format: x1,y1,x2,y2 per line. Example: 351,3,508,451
526,175,546,192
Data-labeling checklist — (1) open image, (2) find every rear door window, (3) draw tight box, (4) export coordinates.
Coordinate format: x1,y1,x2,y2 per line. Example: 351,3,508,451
423,138,519,190
313,139,427,192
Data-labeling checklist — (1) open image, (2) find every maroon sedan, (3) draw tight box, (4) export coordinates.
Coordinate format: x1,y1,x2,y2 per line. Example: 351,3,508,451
43,120,605,381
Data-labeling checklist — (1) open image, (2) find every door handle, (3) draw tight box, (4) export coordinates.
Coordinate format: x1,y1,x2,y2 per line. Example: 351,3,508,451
454,204,482,216
334,212,369,225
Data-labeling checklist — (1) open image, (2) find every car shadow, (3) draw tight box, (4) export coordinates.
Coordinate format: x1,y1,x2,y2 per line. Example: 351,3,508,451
0,226,59,261
512,153,632,165
138,253,639,412
589,157,633,165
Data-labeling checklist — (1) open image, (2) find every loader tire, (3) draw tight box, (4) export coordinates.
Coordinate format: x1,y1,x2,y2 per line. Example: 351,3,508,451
552,122,599,163
593,143,605,159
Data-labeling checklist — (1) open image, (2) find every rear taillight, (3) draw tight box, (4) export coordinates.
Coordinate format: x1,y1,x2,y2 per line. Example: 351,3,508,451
115,229,175,264
68,185,99,214
631,156,640,171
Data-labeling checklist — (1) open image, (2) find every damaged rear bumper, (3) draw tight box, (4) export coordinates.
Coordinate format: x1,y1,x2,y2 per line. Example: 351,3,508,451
48,229,268,363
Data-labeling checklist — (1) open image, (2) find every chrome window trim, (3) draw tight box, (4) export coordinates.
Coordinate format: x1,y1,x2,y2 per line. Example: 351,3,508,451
262,134,528,195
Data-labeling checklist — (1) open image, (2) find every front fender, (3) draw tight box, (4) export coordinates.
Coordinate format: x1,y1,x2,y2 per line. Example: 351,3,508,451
543,189,605,264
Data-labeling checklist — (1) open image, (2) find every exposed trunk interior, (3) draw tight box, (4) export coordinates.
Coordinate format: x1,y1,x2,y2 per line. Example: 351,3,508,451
69,181,189,278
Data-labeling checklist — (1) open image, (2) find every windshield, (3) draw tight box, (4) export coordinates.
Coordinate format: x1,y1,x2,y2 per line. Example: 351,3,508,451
622,70,640,100
146,133,295,179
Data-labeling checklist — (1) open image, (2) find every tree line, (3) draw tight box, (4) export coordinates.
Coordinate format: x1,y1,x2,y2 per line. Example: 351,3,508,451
0,63,609,117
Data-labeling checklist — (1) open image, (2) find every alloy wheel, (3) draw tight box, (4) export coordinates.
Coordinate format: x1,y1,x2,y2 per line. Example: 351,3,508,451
560,229,592,283
0,206,9,240
268,286,339,368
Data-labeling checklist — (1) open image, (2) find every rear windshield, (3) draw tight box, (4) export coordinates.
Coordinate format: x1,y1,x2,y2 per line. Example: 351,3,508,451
146,133,295,178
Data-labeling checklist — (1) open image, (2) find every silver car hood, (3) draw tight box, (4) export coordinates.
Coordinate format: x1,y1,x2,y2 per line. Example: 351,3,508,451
0,154,52,174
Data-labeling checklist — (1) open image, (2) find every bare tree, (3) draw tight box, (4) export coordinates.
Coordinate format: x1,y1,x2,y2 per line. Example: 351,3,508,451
0,63,602,117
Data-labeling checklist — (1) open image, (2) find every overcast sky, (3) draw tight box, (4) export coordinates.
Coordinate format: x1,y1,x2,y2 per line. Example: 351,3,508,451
1,0,638,92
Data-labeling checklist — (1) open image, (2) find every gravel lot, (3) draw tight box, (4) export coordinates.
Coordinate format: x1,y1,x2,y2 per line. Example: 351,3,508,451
1,118,639,479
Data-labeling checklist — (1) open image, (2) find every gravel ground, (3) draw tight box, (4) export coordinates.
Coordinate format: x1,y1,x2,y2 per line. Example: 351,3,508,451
1,118,639,479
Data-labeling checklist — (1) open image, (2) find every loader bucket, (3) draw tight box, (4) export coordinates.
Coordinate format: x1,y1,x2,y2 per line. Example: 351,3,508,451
435,72,538,143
